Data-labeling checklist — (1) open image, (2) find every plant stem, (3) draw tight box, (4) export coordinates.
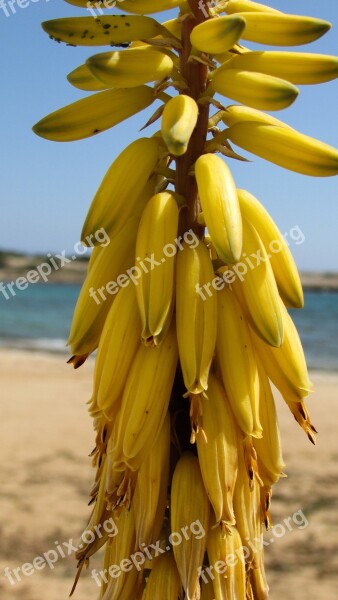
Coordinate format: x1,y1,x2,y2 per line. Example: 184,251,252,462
175,0,210,236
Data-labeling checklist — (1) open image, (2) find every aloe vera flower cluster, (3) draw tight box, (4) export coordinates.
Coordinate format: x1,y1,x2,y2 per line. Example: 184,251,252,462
33,0,338,598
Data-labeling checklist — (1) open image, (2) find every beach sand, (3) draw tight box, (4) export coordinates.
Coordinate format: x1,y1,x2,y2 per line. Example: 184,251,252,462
0,350,337,600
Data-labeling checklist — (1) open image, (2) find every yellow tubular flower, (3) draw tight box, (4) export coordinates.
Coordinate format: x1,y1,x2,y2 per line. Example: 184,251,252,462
67,216,139,357
171,453,210,600
195,153,242,263
253,302,313,400
33,86,155,142
176,241,218,394
115,0,189,14
81,138,163,243
216,286,262,438
99,506,138,600
190,15,246,54
224,51,338,85
162,17,182,39
87,48,174,88
41,15,170,46
221,104,293,128
133,414,170,549
65,0,189,14
112,320,178,472
93,283,141,417
195,373,238,530
207,525,247,600
253,365,286,485
209,68,299,112
67,63,111,91
231,216,284,348
224,0,280,14
161,95,199,156
237,12,331,46
142,553,182,600
135,191,179,346
233,429,257,567
237,188,303,308
227,121,338,176
249,480,270,598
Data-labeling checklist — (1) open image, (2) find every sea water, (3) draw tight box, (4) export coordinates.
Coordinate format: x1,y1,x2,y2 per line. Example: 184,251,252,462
0,285,337,371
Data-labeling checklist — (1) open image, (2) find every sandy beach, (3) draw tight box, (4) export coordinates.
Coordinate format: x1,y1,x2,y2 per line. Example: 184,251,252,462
0,350,337,600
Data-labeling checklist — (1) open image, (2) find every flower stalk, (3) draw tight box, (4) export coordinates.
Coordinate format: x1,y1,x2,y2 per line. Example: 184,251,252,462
176,2,209,234
33,1,338,598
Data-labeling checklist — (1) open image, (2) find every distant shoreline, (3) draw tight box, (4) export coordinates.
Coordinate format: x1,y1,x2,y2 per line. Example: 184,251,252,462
299,273,338,292
0,250,89,285
1,251,338,291
0,347,335,373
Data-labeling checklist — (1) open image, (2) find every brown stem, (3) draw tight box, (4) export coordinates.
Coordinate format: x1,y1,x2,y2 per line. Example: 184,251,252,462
188,0,211,22
175,0,210,236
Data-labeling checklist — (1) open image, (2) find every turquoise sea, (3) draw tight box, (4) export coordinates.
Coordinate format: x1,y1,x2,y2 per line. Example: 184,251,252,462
0,285,337,371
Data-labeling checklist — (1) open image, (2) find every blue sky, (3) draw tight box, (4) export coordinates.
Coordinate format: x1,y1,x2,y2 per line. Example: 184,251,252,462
0,0,337,270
